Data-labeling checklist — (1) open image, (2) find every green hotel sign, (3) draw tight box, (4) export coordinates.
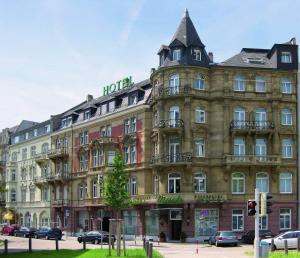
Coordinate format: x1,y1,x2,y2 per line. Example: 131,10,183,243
103,76,133,96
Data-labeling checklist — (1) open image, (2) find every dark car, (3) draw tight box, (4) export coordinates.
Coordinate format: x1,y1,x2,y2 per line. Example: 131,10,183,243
34,227,62,240
208,231,239,247
77,231,116,244
1,225,16,236
241,230,274,244
14,227,36,238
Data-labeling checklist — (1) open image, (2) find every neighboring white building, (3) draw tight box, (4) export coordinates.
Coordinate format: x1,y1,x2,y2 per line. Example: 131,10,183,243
5,120,53,228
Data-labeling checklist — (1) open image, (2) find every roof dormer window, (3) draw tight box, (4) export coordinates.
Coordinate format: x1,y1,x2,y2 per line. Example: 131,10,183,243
281,52,292,63
61,116,72,128
83,110,91,120
160,54,164,65
173,49,181,61
193,48,201,61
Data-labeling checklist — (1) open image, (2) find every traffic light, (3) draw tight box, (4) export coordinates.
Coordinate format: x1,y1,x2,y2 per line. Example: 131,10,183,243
260,193,273,216
247,200,257,216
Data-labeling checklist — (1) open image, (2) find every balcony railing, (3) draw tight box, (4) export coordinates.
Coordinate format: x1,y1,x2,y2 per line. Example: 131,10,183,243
48,148,68,159
151,153,192,165
230,120,275,130
157,119,184,129
47,172,71,182
33,176,50,185
35,153,49,163
156,86,190,97
225,155,281,165
52,199,70,206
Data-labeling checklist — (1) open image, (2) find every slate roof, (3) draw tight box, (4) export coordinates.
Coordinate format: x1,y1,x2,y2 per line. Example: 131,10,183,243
169,9,204,48
218,48,277,69
15,120,38,133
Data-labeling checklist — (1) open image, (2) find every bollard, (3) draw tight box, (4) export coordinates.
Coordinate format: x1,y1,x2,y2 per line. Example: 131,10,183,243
83,237,86,250
297,237,300,251
28,237,32,252
4,239,8,254
149,243,153,258
112,238,115,249
284,240,288,255
55,238,59,251
196,240,199,254
143,237,146,249
146,241,149,256
271,238,275,252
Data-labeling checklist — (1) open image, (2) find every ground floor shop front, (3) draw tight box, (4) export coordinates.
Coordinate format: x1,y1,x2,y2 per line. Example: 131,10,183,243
52,201,298,241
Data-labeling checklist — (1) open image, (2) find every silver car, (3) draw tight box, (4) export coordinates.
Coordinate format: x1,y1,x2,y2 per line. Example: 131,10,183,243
208,231,239,247
261,231,300,250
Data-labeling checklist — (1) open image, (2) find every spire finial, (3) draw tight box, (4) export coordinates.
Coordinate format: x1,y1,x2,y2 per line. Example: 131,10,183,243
184,8,189,18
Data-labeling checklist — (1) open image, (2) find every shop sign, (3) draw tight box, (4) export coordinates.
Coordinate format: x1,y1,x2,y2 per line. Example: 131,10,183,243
103,76,133,96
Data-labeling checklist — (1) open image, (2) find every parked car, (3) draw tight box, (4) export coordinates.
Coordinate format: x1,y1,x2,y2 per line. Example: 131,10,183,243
0,225,17,236
34,227,62,240
241,230,274,244
14,227,36,238
77,231,116,244
208,231,239,247
261,231,300,250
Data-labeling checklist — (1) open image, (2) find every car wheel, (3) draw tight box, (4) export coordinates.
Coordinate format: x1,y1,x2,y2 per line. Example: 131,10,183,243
95,239,100,245
234,243,238,247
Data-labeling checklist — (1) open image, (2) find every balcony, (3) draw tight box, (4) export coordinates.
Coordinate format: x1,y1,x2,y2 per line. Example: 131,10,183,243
73,198,105,207
47,172,71,183
48,148,69,160
52,199,70,207
230,120,275,134
225,155,281,167
35,153,49,165
97,137,119,145
33,176,50,187
151,153,192,166
154,86,190,99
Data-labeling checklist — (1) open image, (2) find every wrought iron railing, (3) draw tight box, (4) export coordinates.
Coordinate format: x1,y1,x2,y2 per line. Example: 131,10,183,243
151,153,192,164
156,86,190,97
230,120,275,130
157,119,184,128
225,155,281,165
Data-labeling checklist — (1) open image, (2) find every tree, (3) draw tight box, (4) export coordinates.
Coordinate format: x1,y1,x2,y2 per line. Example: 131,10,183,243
104,152,129,257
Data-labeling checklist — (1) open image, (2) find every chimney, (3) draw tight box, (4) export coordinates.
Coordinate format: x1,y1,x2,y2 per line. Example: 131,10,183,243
208,52,214,63
86,94,93,102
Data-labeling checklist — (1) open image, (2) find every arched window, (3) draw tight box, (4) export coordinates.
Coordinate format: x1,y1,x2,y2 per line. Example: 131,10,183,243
256,172,269,192
255,76,266,92
281,78,292,94
168,173,181,193
92,180,98,198
169,106,180,128
194,75,205,90
232,172,245,194
280,172,292,193
169,74,180,94
194,173,206,193
234,75,246,91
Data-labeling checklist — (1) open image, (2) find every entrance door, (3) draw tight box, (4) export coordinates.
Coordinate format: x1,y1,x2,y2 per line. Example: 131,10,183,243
171,220,182,240
102,217,110,232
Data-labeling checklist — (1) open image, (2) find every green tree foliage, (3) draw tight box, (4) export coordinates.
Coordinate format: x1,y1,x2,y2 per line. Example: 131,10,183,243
104,153,129,211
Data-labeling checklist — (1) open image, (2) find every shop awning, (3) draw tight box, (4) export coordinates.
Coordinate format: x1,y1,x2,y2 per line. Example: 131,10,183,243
3,212,14,221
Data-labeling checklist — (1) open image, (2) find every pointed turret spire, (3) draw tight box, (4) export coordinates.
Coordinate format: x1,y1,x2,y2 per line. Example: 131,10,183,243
169,9,204,48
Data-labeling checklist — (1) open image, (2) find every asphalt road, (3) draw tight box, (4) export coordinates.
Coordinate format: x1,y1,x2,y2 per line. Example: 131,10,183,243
0,235,254,258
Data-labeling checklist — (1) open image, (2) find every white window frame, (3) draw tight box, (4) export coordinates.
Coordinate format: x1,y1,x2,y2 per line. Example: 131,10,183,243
194,75,205,90
194,173,206,193
281,78,292,94
282,138,293,158
153,175,159,194
256,172,269,193
255,76,266,93
232,172,245,194
281,109,292,125
280,172,292,193
195,108,206,123
280,208,291,230
195,138,205,157
168,173,181,194
281,52,292,63
172,49,181,61
193,49,201,61
233,75,246,91
130,177,137,196
92,180,97,198
232,209,244,231
259,215,268,230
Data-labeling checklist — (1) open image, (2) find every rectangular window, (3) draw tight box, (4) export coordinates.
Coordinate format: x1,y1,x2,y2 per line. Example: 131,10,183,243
173,49,181,61
128,94,138,105
195,109,205,123
33,129,38,137
44,124,50,134
193,49,201,61
108,101,115,112
234,77,246,91
130,145,137,163
22,148,27,160
101,104,107,115
83,110,91,120
108,151,116,165
259,215,268,230
124,119,130,134
281,52,292,63
124,146,130,164
232,209,244,231
281,109,292,125
131,117,137,132
280,208,291,230
255,76,266,92
282,139,293,158
79,131,89,145
195,139,205,157
280,173,292,193
233,137,245,158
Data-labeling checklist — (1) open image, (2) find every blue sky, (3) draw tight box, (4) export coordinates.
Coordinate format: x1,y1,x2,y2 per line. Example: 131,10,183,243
0,0,299,128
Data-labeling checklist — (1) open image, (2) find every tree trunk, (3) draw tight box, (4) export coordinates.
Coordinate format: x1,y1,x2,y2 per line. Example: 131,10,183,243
117,210,121,257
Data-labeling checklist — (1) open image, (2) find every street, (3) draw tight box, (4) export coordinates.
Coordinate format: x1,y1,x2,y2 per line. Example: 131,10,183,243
0,235,254,258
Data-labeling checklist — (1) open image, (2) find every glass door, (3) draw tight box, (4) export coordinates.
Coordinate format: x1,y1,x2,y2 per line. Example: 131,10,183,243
256,108,267,129
169,74,180,95
169,138,180,162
